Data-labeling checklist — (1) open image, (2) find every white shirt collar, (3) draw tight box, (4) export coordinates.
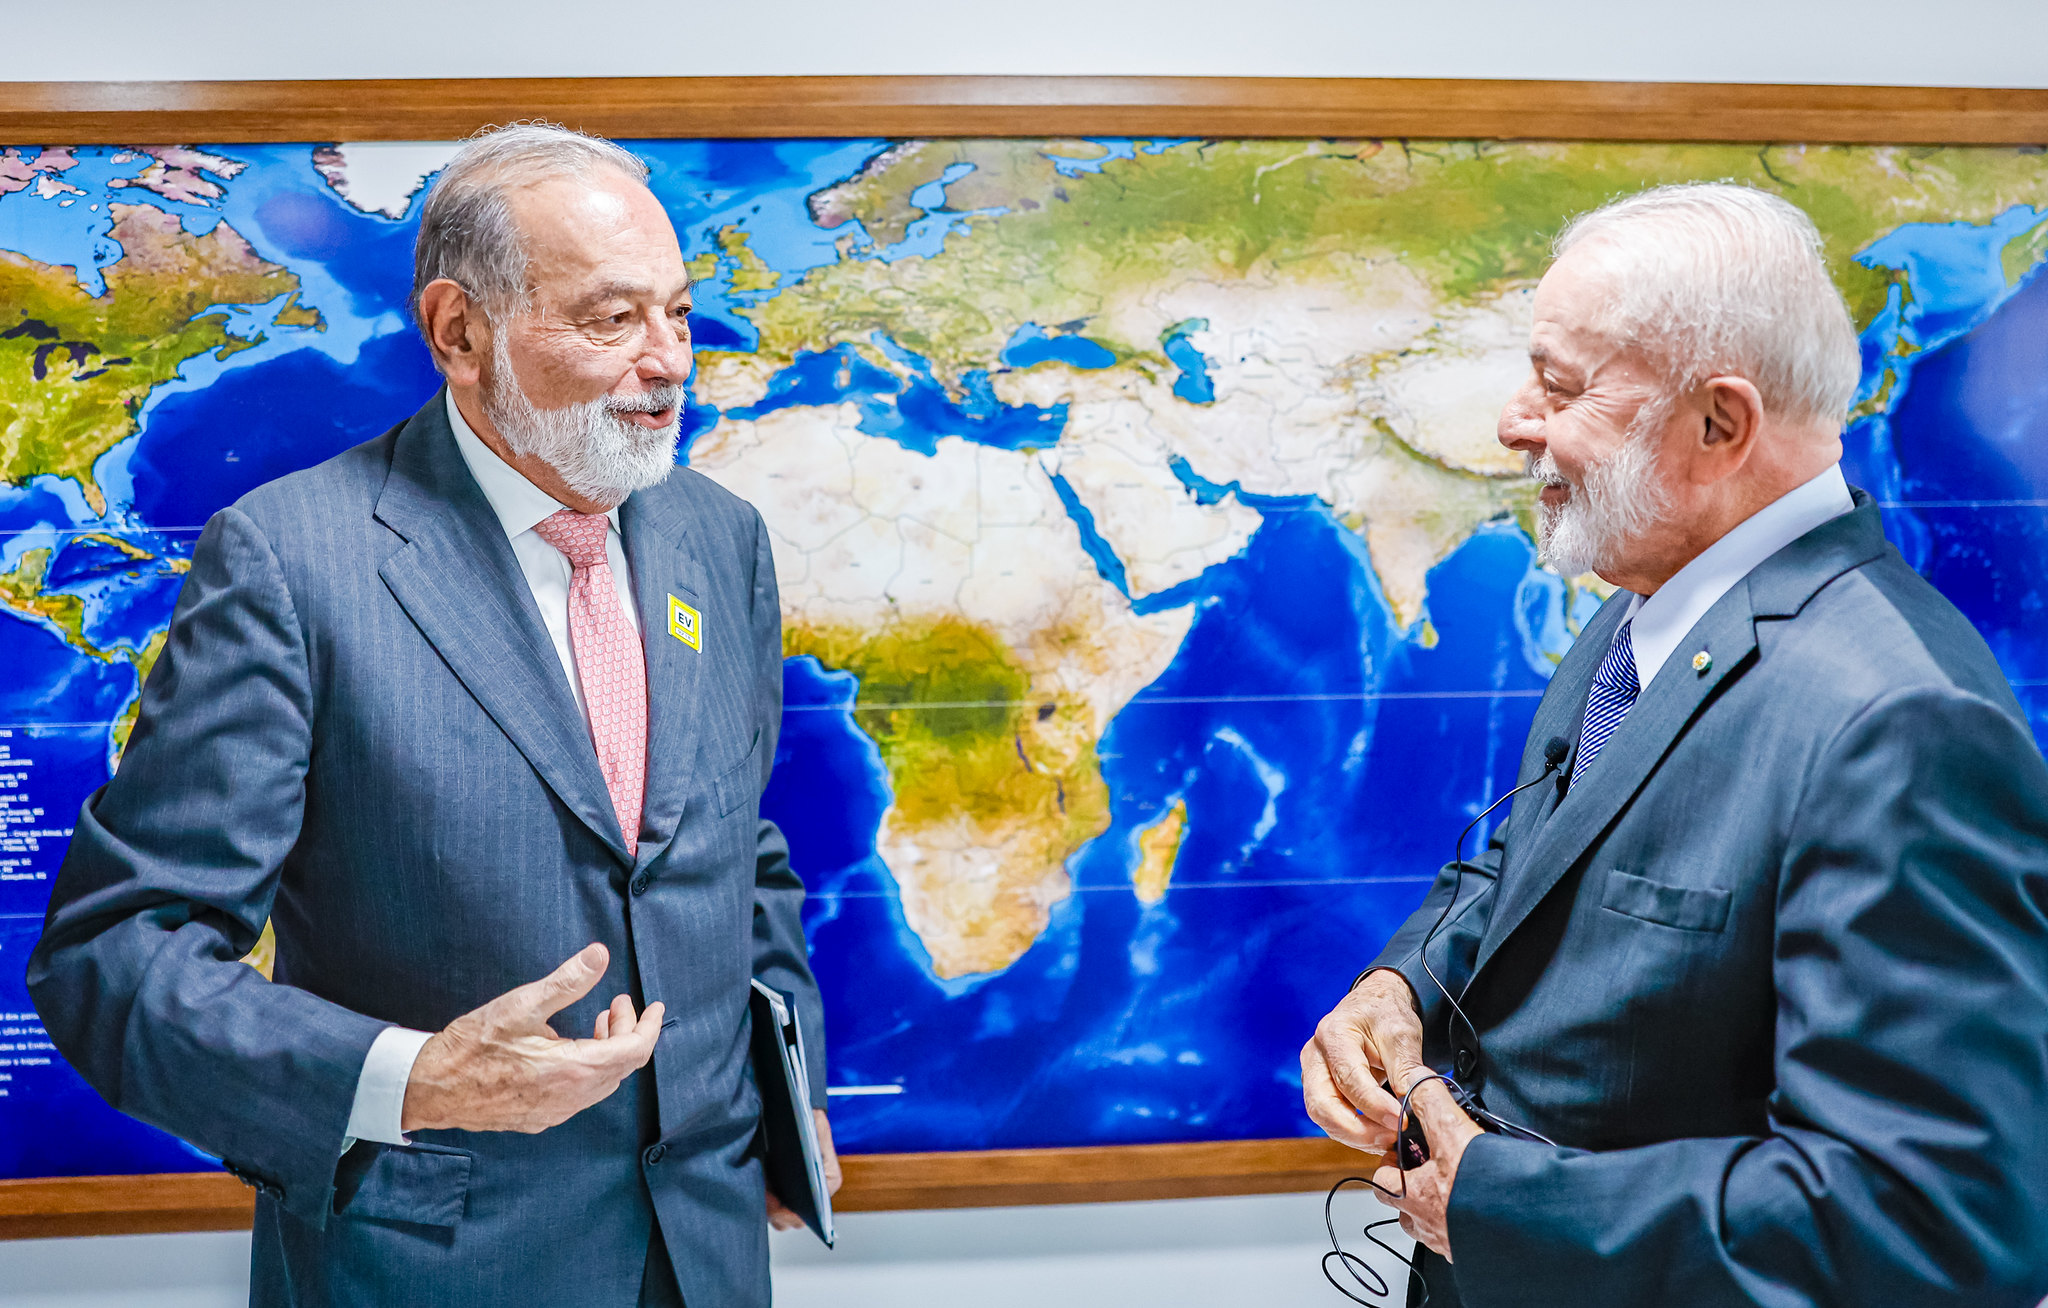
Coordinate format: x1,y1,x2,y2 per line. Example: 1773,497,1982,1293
443,389,620,541
1622,463,1855,689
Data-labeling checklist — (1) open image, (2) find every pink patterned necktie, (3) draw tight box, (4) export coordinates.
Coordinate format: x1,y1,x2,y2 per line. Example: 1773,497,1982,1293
531,509,647,859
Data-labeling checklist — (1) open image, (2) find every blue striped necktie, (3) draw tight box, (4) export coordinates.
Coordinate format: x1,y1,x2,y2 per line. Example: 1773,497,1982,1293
1572,618,1640,788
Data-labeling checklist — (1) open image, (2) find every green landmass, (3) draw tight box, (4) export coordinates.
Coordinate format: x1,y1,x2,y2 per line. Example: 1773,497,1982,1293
721,229,782,293
79,531,154,561
1131,798,1187,905
687,225,783,298
810,139,1118,248
0,203,322,510
786,612,1118,976
0,548,107,661
1853,366,1900,422
786,614,1103,836
2002,213,2048,285
752,140,2048,385
1,545,176,756
683,250,721,285
110,627,168,756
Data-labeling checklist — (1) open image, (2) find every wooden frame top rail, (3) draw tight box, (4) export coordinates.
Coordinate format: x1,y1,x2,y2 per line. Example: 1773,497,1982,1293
0,1137,1374,1240
1,76,2046,144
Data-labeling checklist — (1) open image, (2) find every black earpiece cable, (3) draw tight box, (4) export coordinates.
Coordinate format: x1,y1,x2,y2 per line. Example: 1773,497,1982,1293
1320,738,1571,1303
1418,736,1569,1066
1323,1177,1427,1306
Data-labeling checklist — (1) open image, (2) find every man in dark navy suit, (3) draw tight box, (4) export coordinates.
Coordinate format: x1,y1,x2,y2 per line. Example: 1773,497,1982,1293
1303,184,2048,1306
31,124,836,1305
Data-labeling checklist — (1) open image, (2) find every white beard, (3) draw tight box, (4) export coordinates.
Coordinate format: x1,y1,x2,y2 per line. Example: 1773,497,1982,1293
482,333,683,508
1529,399,1673,578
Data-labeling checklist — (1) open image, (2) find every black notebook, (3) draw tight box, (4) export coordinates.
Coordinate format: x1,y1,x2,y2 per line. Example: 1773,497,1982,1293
749,978,835,1247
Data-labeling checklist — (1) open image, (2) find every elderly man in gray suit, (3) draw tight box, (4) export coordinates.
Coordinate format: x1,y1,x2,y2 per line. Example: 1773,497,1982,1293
29,124,837,1305
1303,184,2048,1306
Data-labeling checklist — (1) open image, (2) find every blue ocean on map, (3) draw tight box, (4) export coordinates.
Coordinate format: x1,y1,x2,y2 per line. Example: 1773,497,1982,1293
2,138,2045,1177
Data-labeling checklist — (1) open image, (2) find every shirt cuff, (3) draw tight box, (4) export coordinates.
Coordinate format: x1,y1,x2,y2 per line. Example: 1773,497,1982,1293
342,1026,433,1150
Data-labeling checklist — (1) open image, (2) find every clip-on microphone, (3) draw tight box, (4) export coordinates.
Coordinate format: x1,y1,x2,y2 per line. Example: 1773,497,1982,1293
1399,735,1569,1164
1324,739,1573,1307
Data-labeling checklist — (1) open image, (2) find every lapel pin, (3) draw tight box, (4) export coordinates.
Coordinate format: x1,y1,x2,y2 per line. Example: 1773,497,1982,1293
1692,649,1712,675
668,595,701,651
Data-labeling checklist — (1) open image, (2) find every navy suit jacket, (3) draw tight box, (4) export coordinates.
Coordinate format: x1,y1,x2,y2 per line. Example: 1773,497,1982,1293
1371,493,2048,1307
29,394,824,1306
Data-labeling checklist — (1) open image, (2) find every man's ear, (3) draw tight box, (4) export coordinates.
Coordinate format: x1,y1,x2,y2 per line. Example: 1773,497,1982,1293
418,279,487,388
1696,375,1765,480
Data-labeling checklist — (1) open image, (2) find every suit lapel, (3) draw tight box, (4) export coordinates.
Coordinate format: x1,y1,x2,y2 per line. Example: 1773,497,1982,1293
1474,585,1759,977
373,394,633,866
1470,492,1893,978
1499,595,1628,854
621,486,708,870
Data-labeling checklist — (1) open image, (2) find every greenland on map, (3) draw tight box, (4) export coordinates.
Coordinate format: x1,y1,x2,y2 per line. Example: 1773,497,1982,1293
2,135,2045,1178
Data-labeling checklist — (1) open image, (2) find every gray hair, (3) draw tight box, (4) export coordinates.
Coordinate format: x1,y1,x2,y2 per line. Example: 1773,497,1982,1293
411,121,650,346
1555,182,1862,429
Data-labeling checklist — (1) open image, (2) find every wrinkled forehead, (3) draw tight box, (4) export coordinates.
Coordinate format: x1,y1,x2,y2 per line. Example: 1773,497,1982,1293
1532,240,1627,330
505,171,687,301
1529,241,1645,373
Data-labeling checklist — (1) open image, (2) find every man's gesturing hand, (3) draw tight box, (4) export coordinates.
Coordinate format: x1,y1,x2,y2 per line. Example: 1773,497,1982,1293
1301,969,1430,1153
402,943,664,1134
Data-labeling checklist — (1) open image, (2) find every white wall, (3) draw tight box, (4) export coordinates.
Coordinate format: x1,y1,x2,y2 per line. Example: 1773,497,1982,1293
9,0,2048,87
5,3,2044,1304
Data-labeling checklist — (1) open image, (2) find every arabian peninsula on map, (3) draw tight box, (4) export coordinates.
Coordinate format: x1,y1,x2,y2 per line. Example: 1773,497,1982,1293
2,137,2045,1179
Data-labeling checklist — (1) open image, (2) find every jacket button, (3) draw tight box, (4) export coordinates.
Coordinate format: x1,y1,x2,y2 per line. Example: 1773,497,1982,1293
630,874,650,896
644,1143,667,1166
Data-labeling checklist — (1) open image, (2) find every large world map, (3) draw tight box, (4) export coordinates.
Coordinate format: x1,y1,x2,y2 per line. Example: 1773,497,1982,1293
2,135,2045,1179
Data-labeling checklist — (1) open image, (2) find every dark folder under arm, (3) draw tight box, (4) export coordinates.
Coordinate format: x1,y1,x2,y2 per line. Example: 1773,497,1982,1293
749,978,835,1247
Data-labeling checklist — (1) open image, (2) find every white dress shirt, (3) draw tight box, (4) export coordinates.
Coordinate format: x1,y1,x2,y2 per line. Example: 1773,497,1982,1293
342,392,644,1148
1616,463,1855,692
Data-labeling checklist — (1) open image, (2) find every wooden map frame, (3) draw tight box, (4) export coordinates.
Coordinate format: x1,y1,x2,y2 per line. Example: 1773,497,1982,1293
2,76,2047,144
1,73,2043,1240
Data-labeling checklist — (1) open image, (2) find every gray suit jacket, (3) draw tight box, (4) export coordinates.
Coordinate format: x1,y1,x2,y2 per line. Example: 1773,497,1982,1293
28,393,823,1307
1371,493,2048,1307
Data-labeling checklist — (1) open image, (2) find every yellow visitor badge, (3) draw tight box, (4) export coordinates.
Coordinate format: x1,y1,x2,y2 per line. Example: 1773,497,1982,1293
668,595,701,651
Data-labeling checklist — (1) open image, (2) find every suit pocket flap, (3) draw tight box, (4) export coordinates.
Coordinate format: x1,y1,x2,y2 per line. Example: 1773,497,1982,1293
1601,871,1732,933
713,729,761,817
333,1142,471,1228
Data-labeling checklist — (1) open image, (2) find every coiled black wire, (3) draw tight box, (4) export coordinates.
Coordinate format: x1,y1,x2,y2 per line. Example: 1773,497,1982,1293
1320,1074,1560,1303
1319,747,1572,1302
1322,1177,1426,1306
